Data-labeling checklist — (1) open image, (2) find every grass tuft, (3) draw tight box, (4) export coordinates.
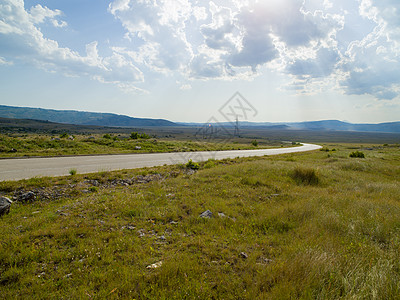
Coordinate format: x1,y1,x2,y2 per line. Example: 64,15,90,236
291,167,319,185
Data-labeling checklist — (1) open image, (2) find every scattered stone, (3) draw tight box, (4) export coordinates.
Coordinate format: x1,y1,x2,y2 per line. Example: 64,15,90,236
159,235,166,241
122,225,136,230
51,137,60,141
64,273,72,278
135,146,142,150
166,193,175,198
271,194,280,197
16,191,36,203
32,211,40,214
218,212,226,218
240,252,248,259
146,261,163,269
169,220,179,225
257,257,273,265
0,196,12,216
138,229,146,237
68,136,74,140
199,210,213,218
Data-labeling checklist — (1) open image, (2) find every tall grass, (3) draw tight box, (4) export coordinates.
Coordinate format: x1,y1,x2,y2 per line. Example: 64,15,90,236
291,167,319,185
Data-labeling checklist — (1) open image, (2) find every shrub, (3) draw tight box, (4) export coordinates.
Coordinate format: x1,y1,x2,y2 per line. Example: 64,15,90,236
186,159,200,170
291,167,319,185
60,133,69,139
103,134,112,139
349,151,365,158
88,186,98,192
251,140,258,147
140,133,150,139
69,169,77,176
130,132,139,139
204,159,216,169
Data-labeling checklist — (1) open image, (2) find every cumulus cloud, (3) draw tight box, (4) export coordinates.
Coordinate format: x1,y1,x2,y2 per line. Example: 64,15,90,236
2,0,400,100
0,0,144,93
338,0,400,99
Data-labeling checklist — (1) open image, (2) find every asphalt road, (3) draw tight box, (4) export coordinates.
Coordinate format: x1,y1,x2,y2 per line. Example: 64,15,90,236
0,143,322,181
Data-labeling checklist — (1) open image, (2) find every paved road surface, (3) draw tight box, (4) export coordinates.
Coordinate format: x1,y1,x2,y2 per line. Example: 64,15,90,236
0,143,322,181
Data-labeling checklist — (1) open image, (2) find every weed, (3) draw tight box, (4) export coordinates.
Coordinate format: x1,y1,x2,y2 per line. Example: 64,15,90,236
69,169,77,176
186,159,200,170
291,167,319,185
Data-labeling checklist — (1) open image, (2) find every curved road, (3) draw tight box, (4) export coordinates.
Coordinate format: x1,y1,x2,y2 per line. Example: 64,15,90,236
0,143,322,181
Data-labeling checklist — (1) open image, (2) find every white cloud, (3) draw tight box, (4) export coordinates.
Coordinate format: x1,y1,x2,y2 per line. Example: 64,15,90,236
338,0,400,100
0,56,13,65
0,0,144,93
29,4,64,26
2,0,400,101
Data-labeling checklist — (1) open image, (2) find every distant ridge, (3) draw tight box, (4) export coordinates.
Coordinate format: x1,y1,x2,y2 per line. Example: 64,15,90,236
179,119,400,133
0,105,177,127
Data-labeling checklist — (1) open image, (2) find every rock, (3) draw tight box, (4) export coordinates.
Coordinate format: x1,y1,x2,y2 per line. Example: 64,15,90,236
17,191,36,203
135,146,142,150
9,148,17,153
199,210,213,218
146,261,162,269
122,225,136,230
257,257,273,265
218,212,226,218
0,196,12,217
240,252,248,259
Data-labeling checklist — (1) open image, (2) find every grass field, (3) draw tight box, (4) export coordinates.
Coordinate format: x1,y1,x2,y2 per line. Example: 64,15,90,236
1,143,400,298
0,133,283,158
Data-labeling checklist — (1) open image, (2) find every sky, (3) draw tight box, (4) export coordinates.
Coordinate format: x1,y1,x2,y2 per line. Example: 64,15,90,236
1,0,400,124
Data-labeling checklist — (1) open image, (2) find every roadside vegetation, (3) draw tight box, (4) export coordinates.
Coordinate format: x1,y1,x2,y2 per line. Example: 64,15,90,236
1,143,400,298
0,133,281,158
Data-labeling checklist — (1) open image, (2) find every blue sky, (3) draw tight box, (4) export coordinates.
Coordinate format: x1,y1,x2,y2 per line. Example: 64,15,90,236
1,0,400,123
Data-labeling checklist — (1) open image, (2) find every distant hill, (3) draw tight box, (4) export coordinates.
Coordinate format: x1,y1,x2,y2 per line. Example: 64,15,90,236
287,120,400,133
0,105,177,127
180,120,400,133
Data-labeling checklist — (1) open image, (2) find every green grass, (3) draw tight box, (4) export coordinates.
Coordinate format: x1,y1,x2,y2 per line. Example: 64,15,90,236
0,133,281,158
0,144,400,298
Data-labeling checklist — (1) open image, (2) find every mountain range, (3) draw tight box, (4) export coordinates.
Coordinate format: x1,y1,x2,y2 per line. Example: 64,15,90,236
0,105,176,127
1,105,400,133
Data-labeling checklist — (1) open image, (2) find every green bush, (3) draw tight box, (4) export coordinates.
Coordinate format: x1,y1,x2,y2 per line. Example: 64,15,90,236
60,133,69,139
103,134,112,139
291,167,319,185
130,132,139,139
69,169,77,176
251,140,258,147
349,151,365,158
186,159,200,170
140,133,150,139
